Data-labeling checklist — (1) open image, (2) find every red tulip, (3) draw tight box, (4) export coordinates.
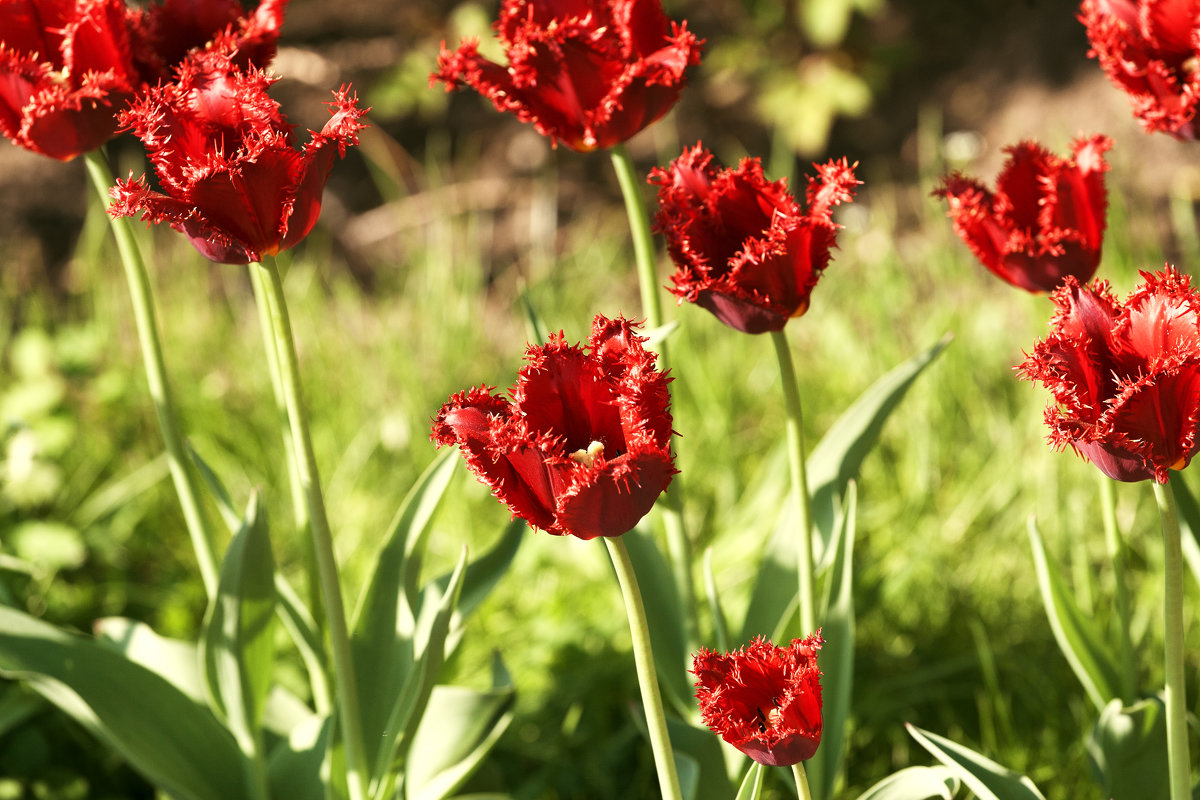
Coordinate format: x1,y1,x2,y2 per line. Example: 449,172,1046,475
431,0,702,152
126,0,289,85
109,46,367,264
1017,268,1200,483
1080,0,1200,139
650,143,859,334
0,0,138,160
432,315,676,540
692,633,824,767
0,0,288,161
934,136,1112,293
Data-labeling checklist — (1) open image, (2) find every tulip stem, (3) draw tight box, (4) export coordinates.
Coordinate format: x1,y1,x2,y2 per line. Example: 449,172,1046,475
1099,475,1135,703
249,265,321,622
770,330,816,636
253,258,369,800
605,536,683,800
792,762,814,800
1152,482,1192,800
83,148,220,598
610,143,698,649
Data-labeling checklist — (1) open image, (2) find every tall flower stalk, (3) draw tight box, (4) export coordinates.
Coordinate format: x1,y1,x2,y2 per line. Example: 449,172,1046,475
83,147,220,597
1153,482,1191,800
607,536,684,800
771,330,816,634
610,142,698,645
253,257,370,800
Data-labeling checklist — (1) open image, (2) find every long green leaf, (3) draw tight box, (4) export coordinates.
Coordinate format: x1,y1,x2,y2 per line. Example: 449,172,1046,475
94,616,204,701
664,717,737,800
370,548,469,797
435,518,525,657
733,762,764,800
741,337,949,641
1027,517,1120,711
854,766,958,800
1168,477,1200,590
200,491,277,753
268,713,332,800
1086,695,1169,800
622,525,691,717
906,724,1047,800
0,605,246,800
809,483,856,800
351,449,458,776
404,665,516,800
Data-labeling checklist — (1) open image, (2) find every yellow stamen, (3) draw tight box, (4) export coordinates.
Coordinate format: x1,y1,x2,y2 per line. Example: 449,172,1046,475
568,440,605,468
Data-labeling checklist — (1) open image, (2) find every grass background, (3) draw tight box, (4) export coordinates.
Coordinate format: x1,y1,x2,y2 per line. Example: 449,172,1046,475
3,0,1200,797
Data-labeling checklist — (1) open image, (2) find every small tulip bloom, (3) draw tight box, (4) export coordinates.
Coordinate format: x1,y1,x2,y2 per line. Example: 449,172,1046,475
0,0,138,160
1080,0,1200,139
431,0,702,152
650,143,859,334
1017,268,1200,483
692,633,824,767
934,136,1113,294
108,47,368,264
432,315,676,540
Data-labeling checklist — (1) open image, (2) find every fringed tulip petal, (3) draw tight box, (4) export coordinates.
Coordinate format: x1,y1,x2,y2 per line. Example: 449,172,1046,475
432,315,676,540
692,633,824,767
431,0,702,151
1018,267,1200,482
935,136,1112,293
650,143,858,334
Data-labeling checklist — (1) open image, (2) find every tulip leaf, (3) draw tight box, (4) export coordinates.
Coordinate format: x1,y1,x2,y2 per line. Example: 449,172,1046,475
1168,477,1200,590
0,684,41,739
1027,517,1120,711
741,336,949,642
854,766,958,800
268,713,332,800
1086,695,1169,800
352,449,458,775
94,616,204,701
433,517,525,657
906,724,1047,800
663,717,737,800
703,548,730,653
808,483,857,800
404,660,515,800
622,525,692,717
369,548,469,795
733,762,764,800
199,491,277,754
0,604,246,800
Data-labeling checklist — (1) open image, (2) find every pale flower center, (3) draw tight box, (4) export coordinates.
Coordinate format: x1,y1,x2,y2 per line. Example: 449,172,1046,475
568,440,605,468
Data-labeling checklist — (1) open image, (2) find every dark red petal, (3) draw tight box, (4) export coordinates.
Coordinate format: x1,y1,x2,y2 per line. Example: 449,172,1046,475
553,448,675,538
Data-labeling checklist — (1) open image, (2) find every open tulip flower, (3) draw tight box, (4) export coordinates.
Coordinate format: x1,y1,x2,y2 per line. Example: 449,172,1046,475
431,0,702,152
1018,267,1200,483
650,143,859,334
692,632,824,767
1080,0,1200,139
934,135,1112,294
0,0,139,160
108,46,367,264
432,315,676,540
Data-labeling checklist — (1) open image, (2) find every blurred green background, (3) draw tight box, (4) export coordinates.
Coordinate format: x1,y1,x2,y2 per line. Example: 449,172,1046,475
3,0,1200,797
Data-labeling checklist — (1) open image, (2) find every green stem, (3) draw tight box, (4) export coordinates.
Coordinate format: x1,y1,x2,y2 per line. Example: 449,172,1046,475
253,258,369,800
249,265,321,623
82,148,219,597
604,536,683,800
792,762,813,800
1153,481,1192,800
609,143,698,649
1099,475,1135,703
770,330,815,635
